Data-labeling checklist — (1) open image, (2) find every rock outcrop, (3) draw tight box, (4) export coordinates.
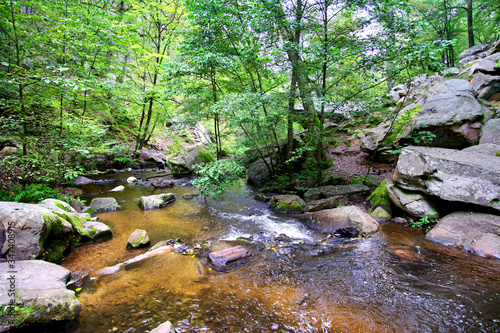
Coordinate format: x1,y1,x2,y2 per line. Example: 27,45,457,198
167,145,203,173
0,260,81,332
426,212,500,259
0,199,112,262
393,146,500,212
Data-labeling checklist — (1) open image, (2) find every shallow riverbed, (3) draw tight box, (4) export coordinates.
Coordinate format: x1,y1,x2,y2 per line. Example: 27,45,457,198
60,171,500,333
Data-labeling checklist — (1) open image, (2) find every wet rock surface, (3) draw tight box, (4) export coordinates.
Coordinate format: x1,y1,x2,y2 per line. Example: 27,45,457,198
426,212,500,258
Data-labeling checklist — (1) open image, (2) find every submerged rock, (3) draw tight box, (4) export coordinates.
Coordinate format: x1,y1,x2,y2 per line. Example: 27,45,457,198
109,185,125,192
89,197,121,212
150,321,177,333
139,193,175,210
269,195,306,214
0,260,81,332
208,245,252,266
74,176,93,186
301,206,379,236
426,212,500,259
394,146,500,212
126,229,150,249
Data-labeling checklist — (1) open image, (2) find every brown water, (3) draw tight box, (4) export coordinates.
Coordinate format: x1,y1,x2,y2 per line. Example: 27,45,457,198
61,171,500,333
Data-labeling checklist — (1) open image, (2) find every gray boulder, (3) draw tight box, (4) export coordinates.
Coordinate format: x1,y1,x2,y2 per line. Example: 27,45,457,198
459,43,491,60
139,193,175,210
394,146,500,212
480,118,500,145
301,206,379,236
168,145,203,173
0,260,81,332
426,212,500,259
386,181,439,218
413,79,483,148
472,73,500,101
127,176,138,183
89,197,121,212
0,199,106,262
269,195,306,214
127,229,150,249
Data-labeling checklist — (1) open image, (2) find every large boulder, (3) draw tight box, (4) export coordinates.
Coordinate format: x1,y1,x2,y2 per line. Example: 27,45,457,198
394,146,500,212
0,199,110,262
426,212,500,259
140,149,167,165
301,206,379,236
247,157,272,187
269,195,306,214
412,79,484,148
139,193,175,210
459,42,491,67
480,118,500,145
89,197,121,213
0,260,81,332
167,145,203,173
306,196,349,212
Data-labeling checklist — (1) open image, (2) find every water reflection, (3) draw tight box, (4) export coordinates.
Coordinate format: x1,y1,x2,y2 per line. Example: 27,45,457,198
61,173,500,333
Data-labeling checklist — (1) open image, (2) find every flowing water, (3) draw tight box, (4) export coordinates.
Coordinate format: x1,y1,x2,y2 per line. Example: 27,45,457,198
60,170,500,333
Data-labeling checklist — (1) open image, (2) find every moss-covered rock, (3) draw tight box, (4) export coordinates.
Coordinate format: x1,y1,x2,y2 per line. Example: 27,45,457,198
269,195,306,214
127,229,150,249
367,179,391,211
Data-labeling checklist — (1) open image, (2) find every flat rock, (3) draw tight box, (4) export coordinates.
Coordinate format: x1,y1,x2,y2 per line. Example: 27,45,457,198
301,206,379,236
208,246,252,266
304,184,369,202
426,212,500,258
89,197,121,212
139,193,175,210
394,146,500,212
0,260,80,332
306,196,349,212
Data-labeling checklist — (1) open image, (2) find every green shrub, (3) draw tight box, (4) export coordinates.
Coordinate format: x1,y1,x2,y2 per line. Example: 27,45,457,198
192,159,244,196
3,184,68,204
198,150,216,163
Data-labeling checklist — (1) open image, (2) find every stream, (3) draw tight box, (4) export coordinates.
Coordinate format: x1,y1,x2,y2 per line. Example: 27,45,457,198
60,170,500,333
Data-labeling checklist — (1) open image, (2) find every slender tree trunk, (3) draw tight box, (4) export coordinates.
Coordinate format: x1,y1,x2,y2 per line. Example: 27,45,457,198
466,0,474,47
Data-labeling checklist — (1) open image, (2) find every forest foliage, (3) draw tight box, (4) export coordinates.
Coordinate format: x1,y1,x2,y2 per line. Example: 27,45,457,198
0,0,498,189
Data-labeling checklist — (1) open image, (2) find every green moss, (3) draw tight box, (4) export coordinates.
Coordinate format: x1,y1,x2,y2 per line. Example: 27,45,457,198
198,150,216,163
54,201,70,212
43,239,68,262
0,300,46,328
383,105,421,145
52,212,92,240
496,152,500,157
367,179,391,211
